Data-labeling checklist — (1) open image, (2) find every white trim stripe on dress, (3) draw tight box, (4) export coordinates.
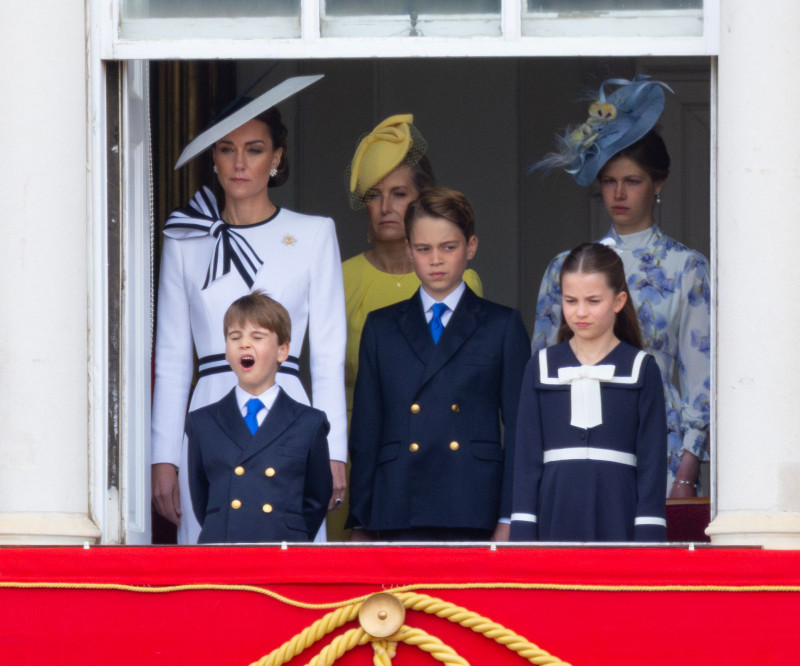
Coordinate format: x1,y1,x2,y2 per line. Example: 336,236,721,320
510,512,538,523
543,447,637,467
634,516,667,527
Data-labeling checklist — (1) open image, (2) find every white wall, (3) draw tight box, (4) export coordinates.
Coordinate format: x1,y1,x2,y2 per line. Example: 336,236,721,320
708,0,800,547
0,1,99,542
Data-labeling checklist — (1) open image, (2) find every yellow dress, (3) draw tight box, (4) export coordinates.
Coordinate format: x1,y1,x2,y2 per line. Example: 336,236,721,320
342,252,483,414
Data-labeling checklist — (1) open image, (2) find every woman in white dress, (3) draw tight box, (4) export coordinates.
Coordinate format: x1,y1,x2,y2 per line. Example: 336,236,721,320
151,77,347,544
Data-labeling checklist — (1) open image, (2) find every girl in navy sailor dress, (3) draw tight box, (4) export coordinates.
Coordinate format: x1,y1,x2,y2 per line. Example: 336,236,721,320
511,243,667,542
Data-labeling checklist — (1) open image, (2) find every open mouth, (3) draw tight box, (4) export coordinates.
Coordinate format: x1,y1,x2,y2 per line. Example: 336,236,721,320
241,355,255,368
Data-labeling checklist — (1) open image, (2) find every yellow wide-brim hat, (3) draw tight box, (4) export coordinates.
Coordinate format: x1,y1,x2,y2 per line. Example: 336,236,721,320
347,114,427,208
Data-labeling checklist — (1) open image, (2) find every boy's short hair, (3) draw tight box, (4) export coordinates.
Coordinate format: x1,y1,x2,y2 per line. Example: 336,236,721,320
223,290,291,345
404,187,476,242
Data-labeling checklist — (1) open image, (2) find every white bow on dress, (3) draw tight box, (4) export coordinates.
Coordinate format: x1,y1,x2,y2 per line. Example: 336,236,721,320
557,364,616,429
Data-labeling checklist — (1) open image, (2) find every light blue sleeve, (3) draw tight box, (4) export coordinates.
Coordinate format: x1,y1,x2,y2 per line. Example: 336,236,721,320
531,252,568,352
677,251,711,461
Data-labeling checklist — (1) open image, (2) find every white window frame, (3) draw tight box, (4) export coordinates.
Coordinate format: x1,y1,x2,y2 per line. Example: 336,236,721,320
88,0,718,542
98,0,719,59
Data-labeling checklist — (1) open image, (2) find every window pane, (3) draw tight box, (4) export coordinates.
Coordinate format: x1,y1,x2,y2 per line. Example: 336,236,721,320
321,0,501,37
122,0,298,18
529,0,701,8
325,0,500,15
120,0,300,39
524,0,704,37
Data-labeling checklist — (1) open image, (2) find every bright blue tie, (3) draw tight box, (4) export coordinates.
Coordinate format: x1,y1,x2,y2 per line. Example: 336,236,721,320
429,302,448,344
244,398,264,435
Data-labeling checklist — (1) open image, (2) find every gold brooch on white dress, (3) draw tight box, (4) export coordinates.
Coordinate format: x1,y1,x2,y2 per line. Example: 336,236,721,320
281,234,297,246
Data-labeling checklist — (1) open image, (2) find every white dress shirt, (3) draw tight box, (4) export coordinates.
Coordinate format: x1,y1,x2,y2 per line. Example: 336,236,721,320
419,281,466,328
235,383,281,428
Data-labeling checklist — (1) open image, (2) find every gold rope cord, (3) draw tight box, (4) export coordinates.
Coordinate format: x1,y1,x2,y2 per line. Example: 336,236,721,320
396,592,568,664
3,581,800,600
3,580,800,664
249,590,570,666
299,625,470,666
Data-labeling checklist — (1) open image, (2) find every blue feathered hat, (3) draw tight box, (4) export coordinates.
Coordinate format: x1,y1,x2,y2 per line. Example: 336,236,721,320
532,75,673,187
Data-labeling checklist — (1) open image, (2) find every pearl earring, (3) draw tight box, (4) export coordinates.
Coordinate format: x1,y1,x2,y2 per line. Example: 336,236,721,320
270,167,278,178
655,193,661,204
213,165,218,174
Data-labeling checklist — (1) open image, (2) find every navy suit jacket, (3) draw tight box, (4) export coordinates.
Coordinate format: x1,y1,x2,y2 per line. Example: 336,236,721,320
346,286,530,532
187,387,332,544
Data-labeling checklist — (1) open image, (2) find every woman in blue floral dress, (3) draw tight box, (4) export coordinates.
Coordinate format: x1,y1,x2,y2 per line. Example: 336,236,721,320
531,77,710,498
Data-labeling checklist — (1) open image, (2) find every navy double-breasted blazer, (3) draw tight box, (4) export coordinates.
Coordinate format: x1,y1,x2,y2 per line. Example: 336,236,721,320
346,286,530,532
187,387,332,544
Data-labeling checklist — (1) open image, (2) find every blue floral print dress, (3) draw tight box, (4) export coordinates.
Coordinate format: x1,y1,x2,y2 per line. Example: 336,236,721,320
532,225,710,493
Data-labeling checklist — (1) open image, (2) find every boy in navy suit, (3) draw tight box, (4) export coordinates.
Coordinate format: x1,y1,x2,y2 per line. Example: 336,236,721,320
346,188,530,541
187,291,332,543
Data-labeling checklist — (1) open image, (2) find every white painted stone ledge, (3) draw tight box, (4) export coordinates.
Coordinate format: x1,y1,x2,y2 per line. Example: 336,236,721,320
707,511,800,550
0,513,102,545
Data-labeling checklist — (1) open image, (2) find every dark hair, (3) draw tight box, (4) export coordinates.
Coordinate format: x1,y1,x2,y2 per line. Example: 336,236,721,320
405,187,475,242
601,129,670,183
410,155,436,193
254,107,290,187
212,103,290,188
557,242,643,349
223,290,291,346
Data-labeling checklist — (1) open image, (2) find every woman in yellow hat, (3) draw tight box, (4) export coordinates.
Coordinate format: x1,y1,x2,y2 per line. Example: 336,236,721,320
342,115,483,415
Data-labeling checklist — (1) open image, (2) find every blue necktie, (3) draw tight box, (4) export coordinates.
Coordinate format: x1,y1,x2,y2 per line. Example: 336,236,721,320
430,302,448,343
244,398,264,435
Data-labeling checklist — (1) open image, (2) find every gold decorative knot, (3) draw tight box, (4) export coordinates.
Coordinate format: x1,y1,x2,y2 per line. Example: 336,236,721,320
250,590,571,666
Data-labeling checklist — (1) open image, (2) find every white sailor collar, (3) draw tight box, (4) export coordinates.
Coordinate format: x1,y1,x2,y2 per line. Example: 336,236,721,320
536,342,650,429
536,341,649,390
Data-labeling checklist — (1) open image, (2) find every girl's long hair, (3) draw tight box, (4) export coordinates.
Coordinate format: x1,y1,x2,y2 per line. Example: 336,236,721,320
557,242,643,349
